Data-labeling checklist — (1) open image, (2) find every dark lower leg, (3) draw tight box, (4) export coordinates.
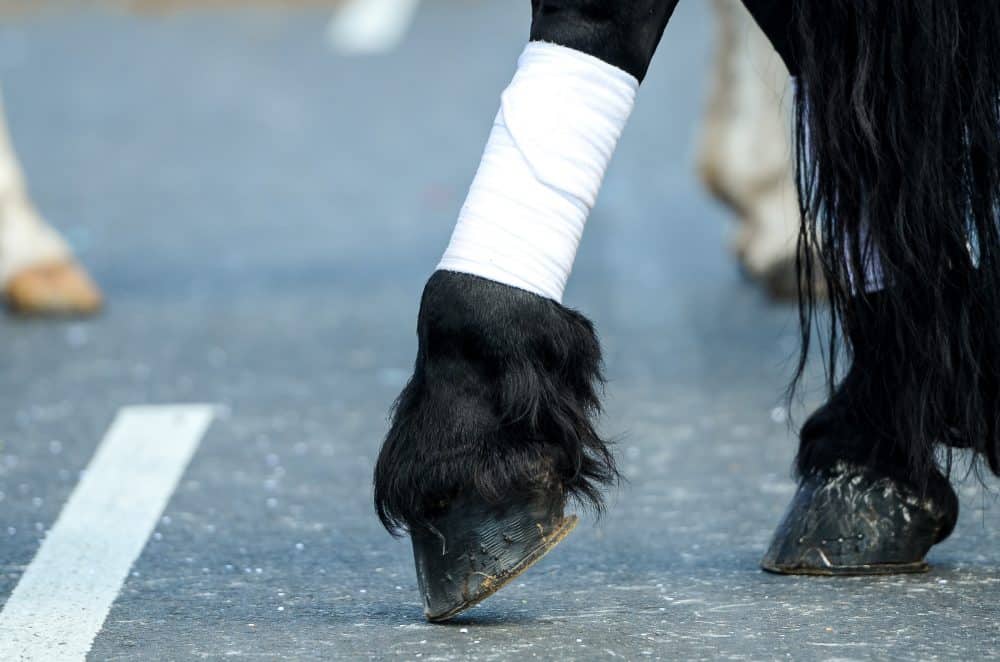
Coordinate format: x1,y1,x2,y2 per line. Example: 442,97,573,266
798,286,978,490
529,0,679,82
758,0,1000,575
374,271,614,534
375,2,681,620
764,291,961,575
375,272,615,619
375,0,673,537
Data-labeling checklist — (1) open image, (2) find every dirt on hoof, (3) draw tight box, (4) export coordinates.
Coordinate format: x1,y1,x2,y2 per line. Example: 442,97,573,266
4,259,103,317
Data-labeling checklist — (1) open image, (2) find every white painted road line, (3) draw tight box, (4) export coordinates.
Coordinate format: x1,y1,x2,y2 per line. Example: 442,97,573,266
327,0,421,55
0,405,216,662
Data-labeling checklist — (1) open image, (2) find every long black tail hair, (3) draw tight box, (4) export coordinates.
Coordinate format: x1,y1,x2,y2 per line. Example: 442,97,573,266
791,1,1000,485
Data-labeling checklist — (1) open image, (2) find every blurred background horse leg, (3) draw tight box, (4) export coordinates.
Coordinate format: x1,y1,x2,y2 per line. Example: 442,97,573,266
699,0,805,299
0,88,102,316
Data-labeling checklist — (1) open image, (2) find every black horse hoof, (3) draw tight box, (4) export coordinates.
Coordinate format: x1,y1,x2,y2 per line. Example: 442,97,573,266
411,491,577,622
761,462,958,576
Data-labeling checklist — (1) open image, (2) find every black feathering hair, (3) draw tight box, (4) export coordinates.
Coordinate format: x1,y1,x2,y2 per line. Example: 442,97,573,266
791,1,1000,485
374,271,618,535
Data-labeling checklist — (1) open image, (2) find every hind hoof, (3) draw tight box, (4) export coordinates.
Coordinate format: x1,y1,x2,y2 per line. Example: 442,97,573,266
761,462,957,576
411,492,577,622
5,259,103,317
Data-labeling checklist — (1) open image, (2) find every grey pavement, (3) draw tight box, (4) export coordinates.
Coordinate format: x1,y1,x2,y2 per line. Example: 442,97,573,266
0,1,998,660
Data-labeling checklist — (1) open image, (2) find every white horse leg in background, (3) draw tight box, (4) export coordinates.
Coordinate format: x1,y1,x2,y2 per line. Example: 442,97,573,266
0,89,102,315
699,0,809,299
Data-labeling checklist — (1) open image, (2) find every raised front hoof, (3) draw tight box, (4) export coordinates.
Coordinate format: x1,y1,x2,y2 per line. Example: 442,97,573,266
761,463,956,576
411,492,577,623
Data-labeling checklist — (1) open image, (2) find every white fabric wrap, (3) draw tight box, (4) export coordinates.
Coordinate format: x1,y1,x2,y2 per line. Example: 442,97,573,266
437,41,639,303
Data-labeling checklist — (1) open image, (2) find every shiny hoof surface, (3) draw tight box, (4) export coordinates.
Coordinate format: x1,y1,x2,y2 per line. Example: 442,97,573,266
762,462,956,576
411,492,577,622
5,259,103,317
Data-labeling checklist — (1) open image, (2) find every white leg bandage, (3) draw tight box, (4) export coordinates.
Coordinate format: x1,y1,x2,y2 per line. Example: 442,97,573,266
437,42,639,303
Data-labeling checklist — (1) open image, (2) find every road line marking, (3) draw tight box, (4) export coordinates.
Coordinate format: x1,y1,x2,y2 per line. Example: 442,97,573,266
0,404,216,662
326,0,421,55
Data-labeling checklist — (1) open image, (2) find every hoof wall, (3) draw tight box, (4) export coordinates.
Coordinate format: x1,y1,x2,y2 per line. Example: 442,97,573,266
5,260,102,317
411,494,576,622
761,463,956,576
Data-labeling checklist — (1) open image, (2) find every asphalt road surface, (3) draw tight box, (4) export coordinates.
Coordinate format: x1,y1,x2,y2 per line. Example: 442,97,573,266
0,1,998,660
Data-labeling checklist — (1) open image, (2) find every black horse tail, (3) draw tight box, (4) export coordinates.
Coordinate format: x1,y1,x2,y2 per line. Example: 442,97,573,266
790,1,1000,485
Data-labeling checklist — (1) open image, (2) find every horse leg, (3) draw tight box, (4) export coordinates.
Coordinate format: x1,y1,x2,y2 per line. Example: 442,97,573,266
374,0,680,622
761,291,959,575
699,0,804,299
732,0,962,575
0,89,102,316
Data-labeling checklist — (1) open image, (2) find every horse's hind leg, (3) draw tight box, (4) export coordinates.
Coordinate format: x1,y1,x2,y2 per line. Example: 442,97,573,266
374,0,679,622
698,0,804,299
0,89,102,316
761,292,959,576
733,1,963,576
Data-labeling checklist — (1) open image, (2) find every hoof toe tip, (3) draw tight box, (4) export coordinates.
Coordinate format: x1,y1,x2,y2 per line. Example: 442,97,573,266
412,494,576,621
